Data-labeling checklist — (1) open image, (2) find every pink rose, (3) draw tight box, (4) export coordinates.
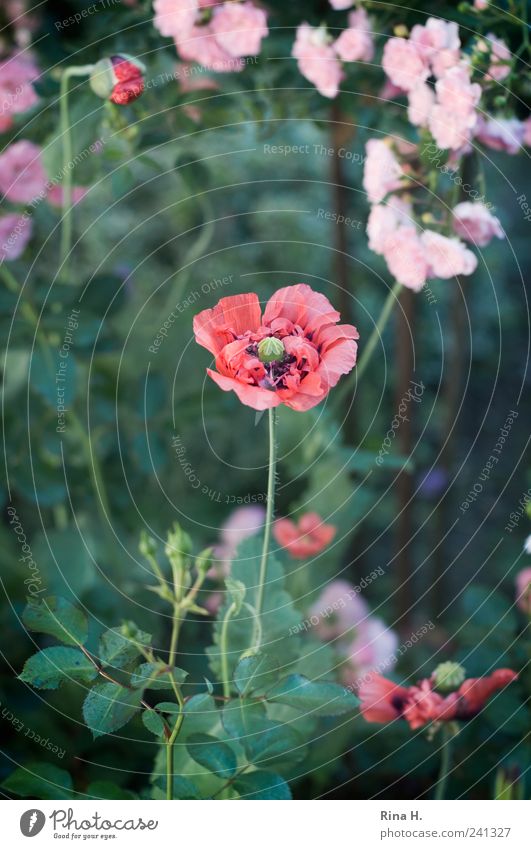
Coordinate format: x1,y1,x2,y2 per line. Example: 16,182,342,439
475,116,524,154
0,212,32,260
0,140,47,204
516,567,531,614
292,23,344,99
333,8,374,63
366,196,413,254
429,105,476,150
422,230,477,278
410,18,460,78
436,64,481,117
452,201,504,247
382,37,428,92
407,82,434,127
178,22,244,72
153,0,198,38
480,33,511,82
308,579,369,643
210,2,268,58
382,226,428,291
362,138,403,203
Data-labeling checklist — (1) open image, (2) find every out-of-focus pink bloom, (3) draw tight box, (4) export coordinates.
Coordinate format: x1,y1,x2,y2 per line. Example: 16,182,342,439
194,285,358,411
428,64,480,150
480,33,512,82
515,567,531,614
429,105,474,150
379,79,404,100
452,201,504,247
366,196,413,254
0,53,39,132
410,18,461,78
308,579,369,642
333,7,374,63
204,590,224,615
0,140,47,204
474,0,488,8
329,0,353,8
383,226,428,291
475,116,524,154
47,185,88,208
382,37,428,92
422,230,477,278
153,0,198,38
524,117,531,147
360,668,518,728
362,138,403,203
210,504,266,578
407,82,435,127
274,512,336,559
210,1,268,57
341,617,399,689
292,23,344,99
179,22,245,72
0,212,32,260
176,63,219,92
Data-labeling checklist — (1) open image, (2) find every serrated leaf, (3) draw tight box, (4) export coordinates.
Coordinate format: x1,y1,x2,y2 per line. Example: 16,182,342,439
222,699,306,767
234,770,291,800
234,652,280,696
1,762,74,799
131,662,187,690
83,682,143,738
265,674,359,717
99,624,151,669
22,596,88,646
19,647,97,690
186,733,237,779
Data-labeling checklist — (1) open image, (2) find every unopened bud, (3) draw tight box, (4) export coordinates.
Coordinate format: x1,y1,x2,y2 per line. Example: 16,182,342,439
258,336,285,363
90,54,145,105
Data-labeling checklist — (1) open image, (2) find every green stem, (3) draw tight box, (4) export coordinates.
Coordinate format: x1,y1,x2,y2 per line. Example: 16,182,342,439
68,410,112,529
220,601,238,699
434,725,454,800
336,281,402,408
255,408,277,628
168,606,181,669
166,673,185,800
59,65,93,280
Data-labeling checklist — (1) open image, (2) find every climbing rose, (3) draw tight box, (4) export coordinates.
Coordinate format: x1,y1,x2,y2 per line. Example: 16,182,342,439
292,23,344,99
407,82,434,128
452,201,504,247
194,284,358,410
0,213,32,261
480,33,511,82
475,116,524,154
382,227,428,291
362,139,403,203
366,196,413,254
382,37,428,92
153,0,198,38
0,140,47,203
515,567,531,614
421,231,478,278
210,1,268,57
410,18,461,78
273,512,336,558
333,8,374,63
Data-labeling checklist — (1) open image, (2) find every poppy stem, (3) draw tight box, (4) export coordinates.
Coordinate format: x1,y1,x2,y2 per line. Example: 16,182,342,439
255,408,277,632
59,65,93,281
434,724,455,800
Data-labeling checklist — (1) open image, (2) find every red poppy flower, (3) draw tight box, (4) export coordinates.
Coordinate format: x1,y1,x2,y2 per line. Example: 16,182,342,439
193,284,359,411
273,512,336,559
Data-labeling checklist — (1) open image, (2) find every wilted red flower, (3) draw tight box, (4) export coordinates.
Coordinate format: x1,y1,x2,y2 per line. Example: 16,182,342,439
273,512,336,559
359,668,517,730
89,54,145,105
193,284,358,411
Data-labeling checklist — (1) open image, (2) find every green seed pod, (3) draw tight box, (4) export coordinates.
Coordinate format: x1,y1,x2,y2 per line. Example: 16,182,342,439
258,336,285,363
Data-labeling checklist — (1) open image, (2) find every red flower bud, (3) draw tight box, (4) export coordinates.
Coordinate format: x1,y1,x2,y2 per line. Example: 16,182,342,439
89,54,145,105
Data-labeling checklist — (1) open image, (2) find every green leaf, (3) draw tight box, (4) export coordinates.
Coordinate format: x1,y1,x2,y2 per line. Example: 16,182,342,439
222,699,306,767
83,682,143,738
1,762,74,799
19,647,97,690
225,577,246,614
152,775,202,800
131,662,187,690
22,596,88,646
265,675,359,717
142,710,167,738
186,733,237,779
99,623,152,669
234,652,280,697
155,701,182,714
86,781,137,800
30,348,78,409
234,770,291,800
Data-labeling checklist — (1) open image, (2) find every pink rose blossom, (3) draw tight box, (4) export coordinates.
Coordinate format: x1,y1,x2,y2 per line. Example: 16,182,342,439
0,140,47,204
515,567,531,614
178,22,244,72
362,139,403,203
410,18,461,78
475,116,524,154
210,2,268,58
292,23,344,99
382,37,428,92
481,34,511,82
436,63,481,116
341,617,399,689
382,226,428,291
0,53,39,131
153,0,198,38
366,196,413,254
452,201,504,247
407,82,435,127
0,212,32,260
333,8,374,63
422,230,477,278
308,579,369,642
429,105,475,150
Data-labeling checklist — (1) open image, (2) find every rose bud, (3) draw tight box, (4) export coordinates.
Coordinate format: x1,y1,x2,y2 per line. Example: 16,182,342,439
90,54,145,105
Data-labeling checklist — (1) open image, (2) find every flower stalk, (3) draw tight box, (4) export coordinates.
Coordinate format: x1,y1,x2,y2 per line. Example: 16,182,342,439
255,408,277,631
